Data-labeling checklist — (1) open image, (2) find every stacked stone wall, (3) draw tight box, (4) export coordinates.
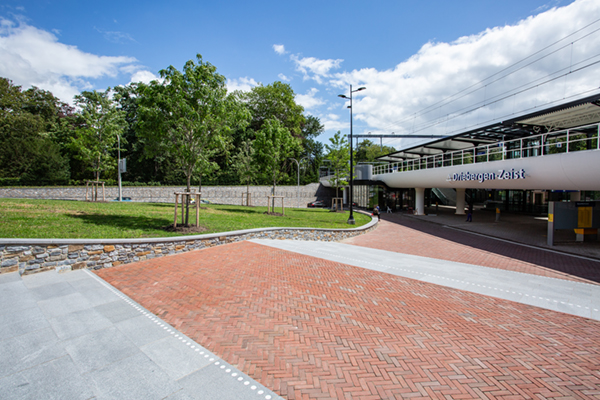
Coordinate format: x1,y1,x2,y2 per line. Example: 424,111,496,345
0,221,377,276
0,183,334,207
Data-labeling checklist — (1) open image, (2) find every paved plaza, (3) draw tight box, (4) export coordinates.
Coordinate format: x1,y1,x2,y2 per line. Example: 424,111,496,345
2,212,600,399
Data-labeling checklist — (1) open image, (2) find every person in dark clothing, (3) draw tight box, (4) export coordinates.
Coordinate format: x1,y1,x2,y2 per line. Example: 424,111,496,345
466,202,473,222
373,205,380,221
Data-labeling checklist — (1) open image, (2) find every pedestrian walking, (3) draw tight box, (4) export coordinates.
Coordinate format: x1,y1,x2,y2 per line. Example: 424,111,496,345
373,205,380,221
466,202,473,222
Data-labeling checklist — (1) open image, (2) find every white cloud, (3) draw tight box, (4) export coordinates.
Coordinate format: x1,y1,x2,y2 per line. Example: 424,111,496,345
273,44,285,55
291,54,343,84
97,29,136,44
227,76,259,93
327,0,600,146
295,88,324,110
0,17,138,103
278,73,290,82
129,70,159,84
321,113,347,133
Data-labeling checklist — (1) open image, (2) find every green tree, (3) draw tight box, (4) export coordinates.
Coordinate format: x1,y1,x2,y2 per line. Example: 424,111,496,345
0,78,70,184
72,89,127,182
254,118,301,198
244,81,305,138
355,139,396,163
137,54,249,224
232,139,257,205
299,115,325,184
325,131,352,199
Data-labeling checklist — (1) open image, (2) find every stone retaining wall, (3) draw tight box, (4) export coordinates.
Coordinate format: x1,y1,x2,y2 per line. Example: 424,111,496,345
0,220,377,276
0,183,335,207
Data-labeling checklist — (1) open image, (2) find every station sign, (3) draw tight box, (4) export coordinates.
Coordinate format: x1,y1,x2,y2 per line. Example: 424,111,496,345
446,168,526,184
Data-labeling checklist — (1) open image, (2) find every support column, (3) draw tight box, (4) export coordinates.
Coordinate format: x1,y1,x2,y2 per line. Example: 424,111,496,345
455,188,466,215
570,191,581,201
415,188,425,215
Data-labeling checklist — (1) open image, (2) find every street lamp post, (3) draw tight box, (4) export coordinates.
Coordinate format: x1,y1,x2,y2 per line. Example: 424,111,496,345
117,134,122,202
338,85,366,225
290,156,310,208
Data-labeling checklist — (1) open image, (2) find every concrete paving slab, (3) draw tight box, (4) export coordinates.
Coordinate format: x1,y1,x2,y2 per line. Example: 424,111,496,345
48,307,113,340
21,270,65,288
0,354,94,400
36,291,93,318
94,298,142,323
0,269,283,400
88,352,183,400
252,239,600,321
178,362,280,400
115,313,172,347
0,281,38,315
0,271,21,284
0,306,50,340
29,280,77,301
0,327,67,379
141,335,214,381
77,285,122,307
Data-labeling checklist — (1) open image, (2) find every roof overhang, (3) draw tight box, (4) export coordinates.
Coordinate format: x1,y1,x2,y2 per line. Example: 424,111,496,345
377,94,600,163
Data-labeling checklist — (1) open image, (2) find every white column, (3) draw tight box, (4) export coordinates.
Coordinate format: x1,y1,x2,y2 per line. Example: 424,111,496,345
570,191,581,201
415,188,425,215
455,188,466,215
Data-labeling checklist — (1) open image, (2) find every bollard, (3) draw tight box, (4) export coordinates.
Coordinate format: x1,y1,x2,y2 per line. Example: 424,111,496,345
495,207,500,222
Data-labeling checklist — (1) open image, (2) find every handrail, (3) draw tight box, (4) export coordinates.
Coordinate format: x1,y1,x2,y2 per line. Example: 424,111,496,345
372,122,600,175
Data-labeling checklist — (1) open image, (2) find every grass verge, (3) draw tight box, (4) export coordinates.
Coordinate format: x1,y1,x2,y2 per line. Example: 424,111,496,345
0,199,371,239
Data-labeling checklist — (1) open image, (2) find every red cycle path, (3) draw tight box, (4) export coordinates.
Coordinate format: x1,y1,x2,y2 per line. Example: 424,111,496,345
344,216,600,285
97,240,600,400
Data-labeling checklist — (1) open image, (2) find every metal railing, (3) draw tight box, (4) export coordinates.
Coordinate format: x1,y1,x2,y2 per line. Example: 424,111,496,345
373,123,600,175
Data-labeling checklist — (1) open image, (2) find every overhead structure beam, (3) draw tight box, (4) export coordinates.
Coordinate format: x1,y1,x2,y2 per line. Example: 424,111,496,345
349,134,448,138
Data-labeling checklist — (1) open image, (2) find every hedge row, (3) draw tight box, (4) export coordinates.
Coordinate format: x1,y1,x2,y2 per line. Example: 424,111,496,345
0,178,163,187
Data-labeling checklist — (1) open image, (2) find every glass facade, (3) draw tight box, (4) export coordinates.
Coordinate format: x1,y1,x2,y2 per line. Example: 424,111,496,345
352,183,600,216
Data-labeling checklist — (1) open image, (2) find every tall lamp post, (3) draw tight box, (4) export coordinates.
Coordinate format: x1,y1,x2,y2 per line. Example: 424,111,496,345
338,85,366,225
289,156,310,208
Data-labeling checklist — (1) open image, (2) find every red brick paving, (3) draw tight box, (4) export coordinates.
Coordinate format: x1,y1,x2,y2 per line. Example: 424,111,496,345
344,216,600,285
97,241,600,399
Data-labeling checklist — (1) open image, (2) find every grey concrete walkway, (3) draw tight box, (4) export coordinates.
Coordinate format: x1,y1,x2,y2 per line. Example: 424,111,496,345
415,204,600,259
252,239,600,321
0,269,281,400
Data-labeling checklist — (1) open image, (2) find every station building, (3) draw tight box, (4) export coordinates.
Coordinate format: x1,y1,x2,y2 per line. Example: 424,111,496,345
335,94,600,218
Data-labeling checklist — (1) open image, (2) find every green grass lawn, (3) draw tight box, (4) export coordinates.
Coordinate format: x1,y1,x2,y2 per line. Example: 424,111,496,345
0,199,371,239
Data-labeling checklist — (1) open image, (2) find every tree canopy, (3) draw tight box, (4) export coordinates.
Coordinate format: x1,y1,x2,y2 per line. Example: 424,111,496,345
254,118,301,194
71,89,127,181
324,131,352,199
0,78,71,184
244,81,305,138
0,55,328,188
355,139,396,163
137,54,250,192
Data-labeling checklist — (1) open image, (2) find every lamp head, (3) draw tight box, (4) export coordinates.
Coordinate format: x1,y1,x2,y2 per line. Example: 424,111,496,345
356,87,366,91
338,94,349,99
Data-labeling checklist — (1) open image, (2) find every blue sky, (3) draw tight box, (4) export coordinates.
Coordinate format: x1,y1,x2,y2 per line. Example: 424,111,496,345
2,0,600,149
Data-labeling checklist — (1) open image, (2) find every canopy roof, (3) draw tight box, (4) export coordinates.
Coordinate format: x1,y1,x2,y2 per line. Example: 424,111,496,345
377,94,600,162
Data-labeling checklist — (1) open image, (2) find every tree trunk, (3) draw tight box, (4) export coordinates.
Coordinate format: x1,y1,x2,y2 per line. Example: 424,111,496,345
185,174,191,226
272,180,276,211
198,173,203,203
246,182,250,206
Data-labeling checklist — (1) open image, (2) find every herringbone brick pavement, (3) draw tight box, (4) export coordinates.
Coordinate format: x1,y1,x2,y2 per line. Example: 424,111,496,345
344,217,600,284
97,241,600,400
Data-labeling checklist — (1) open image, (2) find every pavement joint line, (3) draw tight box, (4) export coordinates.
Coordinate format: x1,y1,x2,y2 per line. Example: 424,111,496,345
443,224,600,263
306,247,600,315
83,269,279,400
